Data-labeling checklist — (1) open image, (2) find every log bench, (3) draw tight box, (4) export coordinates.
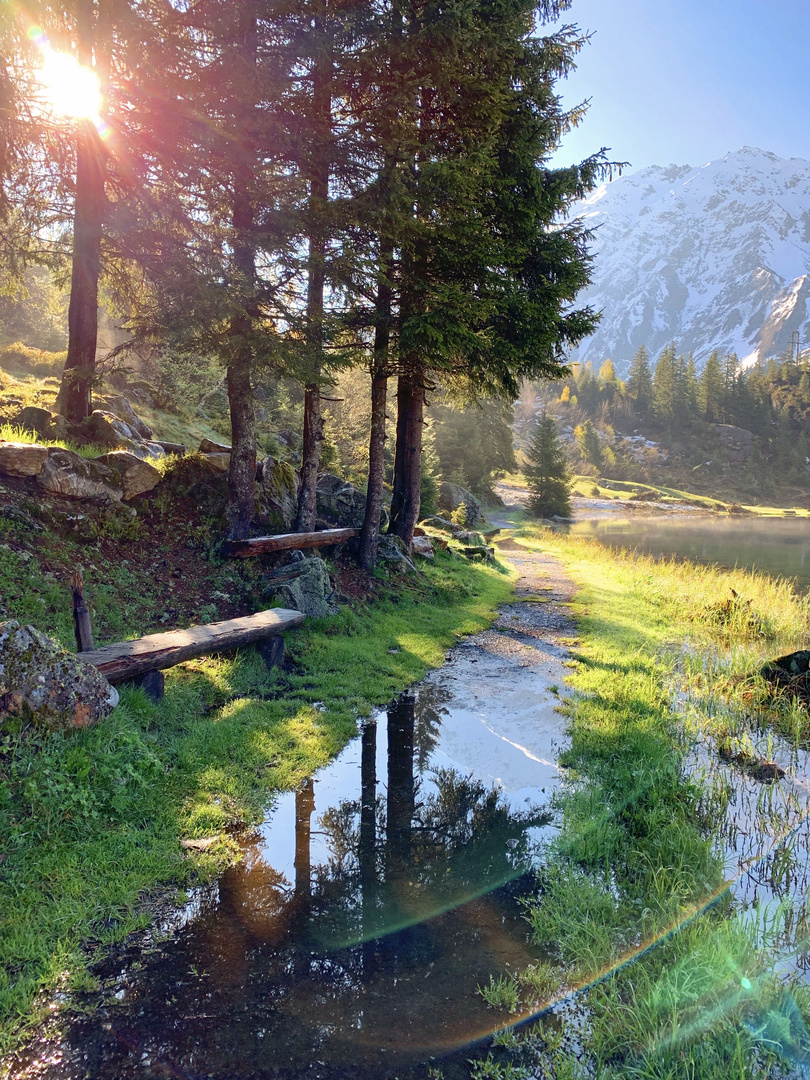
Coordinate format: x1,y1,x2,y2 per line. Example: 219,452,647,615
223,527,360,558
81,608,305,701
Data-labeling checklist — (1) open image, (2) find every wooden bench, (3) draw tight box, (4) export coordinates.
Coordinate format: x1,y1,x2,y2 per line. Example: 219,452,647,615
81,608,305,700
223,527,360,558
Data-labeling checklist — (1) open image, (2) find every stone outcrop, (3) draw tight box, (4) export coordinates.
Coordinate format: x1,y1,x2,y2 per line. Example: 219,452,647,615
315,473,388,531
93,451,162,499
264,553,338,617
376,534,417,573
437,482,483,527
419,515,466,536
36,447,123,504
0,620,119,732
711,424,755,464
11,406,69,442
199,438,232,454
411,536,434,560
96,395,154,440
201,452,230,473
0,440,49,477
257,457,298,530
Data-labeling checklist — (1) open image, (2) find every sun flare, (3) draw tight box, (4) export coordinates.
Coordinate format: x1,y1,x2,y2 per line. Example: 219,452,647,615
38,48,101,122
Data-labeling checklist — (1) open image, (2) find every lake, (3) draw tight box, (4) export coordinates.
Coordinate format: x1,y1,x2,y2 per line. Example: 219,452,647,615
566,514,810,589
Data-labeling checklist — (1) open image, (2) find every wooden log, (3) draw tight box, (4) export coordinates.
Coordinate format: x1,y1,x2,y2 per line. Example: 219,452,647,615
71,569,95,652
81,608,305,684
223,528,360,558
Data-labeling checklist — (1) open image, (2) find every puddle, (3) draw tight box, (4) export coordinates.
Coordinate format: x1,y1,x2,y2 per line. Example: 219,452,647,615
681,696,810,984
10,557,576,1079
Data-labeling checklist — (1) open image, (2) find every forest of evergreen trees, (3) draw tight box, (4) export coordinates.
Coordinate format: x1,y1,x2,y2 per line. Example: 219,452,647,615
0,0,614,557
526,344,810,500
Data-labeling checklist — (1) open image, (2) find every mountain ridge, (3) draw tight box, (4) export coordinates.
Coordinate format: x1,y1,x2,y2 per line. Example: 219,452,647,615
570,147,810,375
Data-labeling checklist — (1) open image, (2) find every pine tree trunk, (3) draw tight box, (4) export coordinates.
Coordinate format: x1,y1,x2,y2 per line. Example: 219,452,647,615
388,363,424,551
58,0,105,424
225,6,258,541
295,16,331,532
359,239,393,570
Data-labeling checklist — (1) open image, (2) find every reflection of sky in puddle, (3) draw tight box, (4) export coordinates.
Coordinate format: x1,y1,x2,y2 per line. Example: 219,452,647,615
258,657,567,885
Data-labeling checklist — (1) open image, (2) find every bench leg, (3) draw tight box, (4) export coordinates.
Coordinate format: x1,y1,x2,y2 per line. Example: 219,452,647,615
129,669,165,703
258,637,286,672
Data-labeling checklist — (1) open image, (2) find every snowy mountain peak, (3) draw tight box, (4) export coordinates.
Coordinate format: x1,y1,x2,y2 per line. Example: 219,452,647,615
570,148,810,374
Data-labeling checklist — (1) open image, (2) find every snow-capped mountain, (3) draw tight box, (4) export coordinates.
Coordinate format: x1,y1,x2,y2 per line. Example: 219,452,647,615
569,147,810,374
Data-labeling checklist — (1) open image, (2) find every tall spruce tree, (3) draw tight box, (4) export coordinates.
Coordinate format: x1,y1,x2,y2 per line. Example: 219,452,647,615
625,345,653,416
385,0,612,550
524,409,571,518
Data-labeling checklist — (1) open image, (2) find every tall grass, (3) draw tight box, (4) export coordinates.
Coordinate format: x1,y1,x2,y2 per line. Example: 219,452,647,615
476,527,810,1079
0,422,115,459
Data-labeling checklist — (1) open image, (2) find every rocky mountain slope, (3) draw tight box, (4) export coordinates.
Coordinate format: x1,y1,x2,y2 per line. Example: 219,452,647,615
570,147,810,374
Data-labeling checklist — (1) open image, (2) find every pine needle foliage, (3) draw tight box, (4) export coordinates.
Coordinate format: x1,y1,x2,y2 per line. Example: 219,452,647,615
524,408,571,518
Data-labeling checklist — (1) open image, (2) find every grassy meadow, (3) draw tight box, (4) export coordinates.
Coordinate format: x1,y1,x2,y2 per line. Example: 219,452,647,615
474,526,810,1079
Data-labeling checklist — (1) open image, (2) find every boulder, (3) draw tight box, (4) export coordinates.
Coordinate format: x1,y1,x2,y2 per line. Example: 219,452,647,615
376,534,417,573
81,410,142,452
93,451,162,499
316,473,366,528
257,457,299,530
0,440,49,477
96,395,153,440
437,482,483,527
11,406,70,442
264,553,338,617
0,620,119,732
201,452,231,473
711,424,755,464
37,447,123,504
419,514,466,536
411,536,434,561
199,438,232,454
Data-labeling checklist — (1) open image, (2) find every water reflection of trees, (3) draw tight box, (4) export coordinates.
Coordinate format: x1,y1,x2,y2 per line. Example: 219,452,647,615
312,692,550,950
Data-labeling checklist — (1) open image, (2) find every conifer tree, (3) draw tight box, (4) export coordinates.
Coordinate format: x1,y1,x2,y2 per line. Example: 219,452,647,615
625,345,653,416
524,409,571,518
699,349,724,421
652,342,678,423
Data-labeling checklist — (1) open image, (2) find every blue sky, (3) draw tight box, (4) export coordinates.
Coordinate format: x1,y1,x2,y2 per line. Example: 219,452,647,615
548,0,810,172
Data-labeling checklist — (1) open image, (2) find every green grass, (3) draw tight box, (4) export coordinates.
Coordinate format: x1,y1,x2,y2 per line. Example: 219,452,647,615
0,544,514,1052
0,422,116,459
479,528,810,1079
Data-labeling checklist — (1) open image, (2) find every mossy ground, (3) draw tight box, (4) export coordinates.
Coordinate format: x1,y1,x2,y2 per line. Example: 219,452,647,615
0,480,515,1054
474,524,810,1080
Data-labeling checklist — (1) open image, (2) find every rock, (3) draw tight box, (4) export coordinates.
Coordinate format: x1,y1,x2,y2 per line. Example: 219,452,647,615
155,441,187,456
93,451,162,499
257,457,298,530
11,406,69,442
0,440,49,477
200,452,231,473
96,395,153,440
419,514,466,536
37,447,123,504
376,534,417,573
264,555,338,617
437,482,483,527
461,544,494,561
711,424,755,464
0,620,119,732
199,438,232,454
315,473,387,529
411,536,434,560
81,410,142,452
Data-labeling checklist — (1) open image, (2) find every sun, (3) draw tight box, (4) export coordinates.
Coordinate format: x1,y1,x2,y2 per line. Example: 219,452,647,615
37,48,101,123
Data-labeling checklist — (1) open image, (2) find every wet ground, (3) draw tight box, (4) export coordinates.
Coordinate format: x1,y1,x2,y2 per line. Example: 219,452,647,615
7,541,578,1080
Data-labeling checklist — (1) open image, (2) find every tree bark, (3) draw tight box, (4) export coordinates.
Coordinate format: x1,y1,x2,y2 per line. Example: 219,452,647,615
58,0,105,424
225,6,258,541
295,12,331,532
359,238,393,570
388,363,425,552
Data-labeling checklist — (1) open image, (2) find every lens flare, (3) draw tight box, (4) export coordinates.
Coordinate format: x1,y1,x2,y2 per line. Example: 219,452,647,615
37,47,101,122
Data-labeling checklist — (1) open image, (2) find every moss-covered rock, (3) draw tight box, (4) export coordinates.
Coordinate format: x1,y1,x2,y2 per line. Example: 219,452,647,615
0,620,118,732
257,457,298,530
